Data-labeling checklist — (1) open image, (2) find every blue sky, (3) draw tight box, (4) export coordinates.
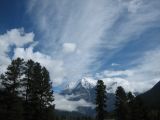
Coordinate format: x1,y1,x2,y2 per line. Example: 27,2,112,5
0,0,160,92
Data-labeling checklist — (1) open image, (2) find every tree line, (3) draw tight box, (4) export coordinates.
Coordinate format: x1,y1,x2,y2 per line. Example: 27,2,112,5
95,80,160,120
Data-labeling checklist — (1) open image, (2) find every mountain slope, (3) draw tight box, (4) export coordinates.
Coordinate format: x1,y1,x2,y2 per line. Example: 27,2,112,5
139,81,160,109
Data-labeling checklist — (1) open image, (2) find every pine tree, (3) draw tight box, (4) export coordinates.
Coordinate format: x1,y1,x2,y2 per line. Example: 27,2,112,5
41,67,54,108
127,92,135,103
127,91,135,120
41,67,54,120
95,80,107,120
115,86,130,120
1,58,24,120
22,59,35,120
2,58,25,95
22,60,35,102
25,62,54,120
26,62,42,120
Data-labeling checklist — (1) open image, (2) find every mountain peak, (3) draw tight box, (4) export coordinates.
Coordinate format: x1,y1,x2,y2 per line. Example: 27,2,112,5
65,77,97,90
65,76,134,93
80,77,97,89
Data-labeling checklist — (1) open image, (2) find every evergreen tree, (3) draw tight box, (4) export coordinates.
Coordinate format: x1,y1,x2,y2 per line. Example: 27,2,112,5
23,59,35,120
41,67,54,119
27,62,43,120
127,91,135,120
25,62,54,120
41,67,54,107
0,58,54,120
127,92,135,102
1,58,24,120
2,58,25,95
23,60,35,102
95,80,107,120
115,86,130,120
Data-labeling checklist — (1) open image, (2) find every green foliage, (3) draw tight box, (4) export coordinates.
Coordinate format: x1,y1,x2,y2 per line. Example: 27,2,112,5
95,80,107,120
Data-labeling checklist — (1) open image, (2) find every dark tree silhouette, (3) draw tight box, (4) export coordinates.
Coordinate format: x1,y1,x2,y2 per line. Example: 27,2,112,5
131,97,148,120
1,58,25,120
115,86,130,120
0,58,55,120
95,80,107,120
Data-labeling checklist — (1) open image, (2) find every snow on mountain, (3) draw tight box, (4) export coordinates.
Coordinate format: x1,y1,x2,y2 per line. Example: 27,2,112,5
64,76,133,93
60,76,135,114
80,77,97,89
103,78,133,93
65,81,78,90
61,76,115,113
65,77,97,90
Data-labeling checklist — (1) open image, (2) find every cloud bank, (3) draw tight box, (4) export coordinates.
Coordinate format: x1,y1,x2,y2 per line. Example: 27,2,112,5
0,28,34,73
54,93,94,112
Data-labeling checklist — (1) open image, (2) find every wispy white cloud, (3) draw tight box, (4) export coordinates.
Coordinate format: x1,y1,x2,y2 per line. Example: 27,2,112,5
100,70,133,78
127,48,160,92
27,0,122,82
96,48,160,93
62,43,77,53
111,63,120,67
27,0,160,86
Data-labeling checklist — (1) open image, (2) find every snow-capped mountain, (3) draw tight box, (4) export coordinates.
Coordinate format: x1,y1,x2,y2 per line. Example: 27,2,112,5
60,77,97,115
59,76,137,115
80,77,97,89
64,76,133,93
61,77,96,102
65,77,96,90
